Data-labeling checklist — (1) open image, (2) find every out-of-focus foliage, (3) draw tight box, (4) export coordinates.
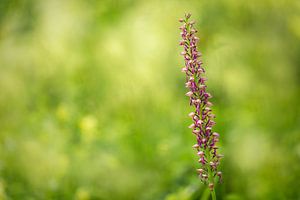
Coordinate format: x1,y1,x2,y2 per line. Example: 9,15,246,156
0,0,299,199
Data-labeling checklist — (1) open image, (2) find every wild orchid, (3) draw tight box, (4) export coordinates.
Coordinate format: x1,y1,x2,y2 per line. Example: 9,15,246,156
179,13,223,200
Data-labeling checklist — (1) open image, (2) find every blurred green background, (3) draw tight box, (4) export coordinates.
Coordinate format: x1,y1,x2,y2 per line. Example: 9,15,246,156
0,0,299,199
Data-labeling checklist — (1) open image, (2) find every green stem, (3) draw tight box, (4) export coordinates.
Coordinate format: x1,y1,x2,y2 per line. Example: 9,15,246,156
207,164,216,200
211,189,216,200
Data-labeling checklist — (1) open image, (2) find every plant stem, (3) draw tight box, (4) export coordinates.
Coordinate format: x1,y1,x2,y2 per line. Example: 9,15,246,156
211,189,216,200
200,187,210,200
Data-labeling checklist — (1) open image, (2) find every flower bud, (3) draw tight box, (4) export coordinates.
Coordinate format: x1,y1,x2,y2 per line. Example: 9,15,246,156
200,77,207,82
185,13,191,19
188,112,195,118
205,127,212,131
206,102,213,107
205,92,212,99
185,82,191,88
195,99,201,104
205,107,211,111
209,183,214,191
188,123,195,129
212,132,219,138
208,120,216,126
197,151,204,157
196,120,203,126
198,158,203,163
208,113,216,118
179,25,185,30
202,174,208,179
179,40,186,45
189,20,195,25
198,68,204,73
217,154,224,158
199,84,206,89
186,91,193,97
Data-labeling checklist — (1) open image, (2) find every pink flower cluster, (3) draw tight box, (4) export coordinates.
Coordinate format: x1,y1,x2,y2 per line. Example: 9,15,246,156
179,13,223,190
